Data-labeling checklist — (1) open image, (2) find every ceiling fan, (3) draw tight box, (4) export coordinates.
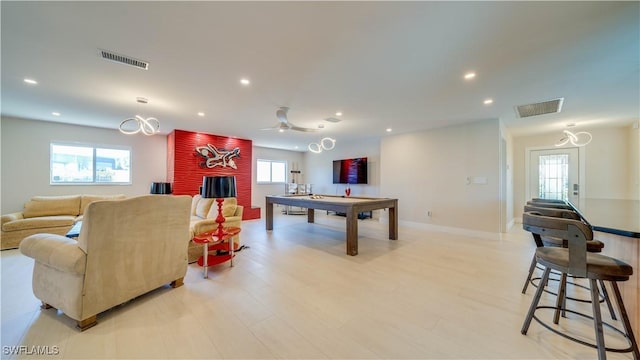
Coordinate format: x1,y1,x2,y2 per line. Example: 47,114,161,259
261,107,318,132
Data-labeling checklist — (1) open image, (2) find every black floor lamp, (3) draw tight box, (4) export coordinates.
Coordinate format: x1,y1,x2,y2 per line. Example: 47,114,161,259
150,182,172,195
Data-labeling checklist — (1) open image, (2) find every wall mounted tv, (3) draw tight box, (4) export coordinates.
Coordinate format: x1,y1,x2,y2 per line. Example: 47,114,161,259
333,157,368,184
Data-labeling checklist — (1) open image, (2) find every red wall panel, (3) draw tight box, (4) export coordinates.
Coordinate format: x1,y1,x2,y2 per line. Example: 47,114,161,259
167,129,258,219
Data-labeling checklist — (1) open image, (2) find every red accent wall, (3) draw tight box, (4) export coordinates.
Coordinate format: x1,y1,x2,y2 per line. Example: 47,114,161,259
167,129,260,220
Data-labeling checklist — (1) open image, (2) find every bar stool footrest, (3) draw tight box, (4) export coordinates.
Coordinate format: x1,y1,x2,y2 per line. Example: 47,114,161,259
529,276,608,304
532,306,636,354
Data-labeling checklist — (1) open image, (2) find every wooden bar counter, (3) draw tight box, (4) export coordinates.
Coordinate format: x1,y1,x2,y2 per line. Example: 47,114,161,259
569,198,640,337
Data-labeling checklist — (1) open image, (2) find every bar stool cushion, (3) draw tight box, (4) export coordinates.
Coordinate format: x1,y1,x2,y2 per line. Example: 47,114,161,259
524,205,580,220
526,200,573,210
541,236,605,252
536,247,633,281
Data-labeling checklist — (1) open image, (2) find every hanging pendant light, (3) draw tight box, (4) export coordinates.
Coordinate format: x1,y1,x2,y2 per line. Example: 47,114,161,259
308,137,336,153
119,97,160,135
555,129,592,147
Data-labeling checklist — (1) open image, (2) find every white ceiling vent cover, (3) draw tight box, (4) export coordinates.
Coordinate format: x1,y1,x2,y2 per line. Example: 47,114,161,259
515,98,564,118
99,49,149,70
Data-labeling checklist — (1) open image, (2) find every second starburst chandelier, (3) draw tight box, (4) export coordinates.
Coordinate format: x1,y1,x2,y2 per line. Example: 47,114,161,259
308,137,336,153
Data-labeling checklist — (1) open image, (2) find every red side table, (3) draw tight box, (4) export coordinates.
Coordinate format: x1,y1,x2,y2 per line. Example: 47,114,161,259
192,226,241,279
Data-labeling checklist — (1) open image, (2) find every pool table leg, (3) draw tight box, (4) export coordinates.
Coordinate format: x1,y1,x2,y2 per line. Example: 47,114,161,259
307,208,315,223
266,201,273,230
389,203,398,240
346,209,358,255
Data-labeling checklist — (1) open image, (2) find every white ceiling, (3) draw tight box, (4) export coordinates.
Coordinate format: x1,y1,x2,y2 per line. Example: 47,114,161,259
2,1,638,151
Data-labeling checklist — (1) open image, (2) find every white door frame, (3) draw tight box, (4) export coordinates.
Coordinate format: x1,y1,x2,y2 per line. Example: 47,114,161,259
525,145,586,202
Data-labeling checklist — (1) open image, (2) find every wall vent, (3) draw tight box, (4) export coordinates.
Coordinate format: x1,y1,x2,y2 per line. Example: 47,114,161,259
99,49,149,70
515,98,564,118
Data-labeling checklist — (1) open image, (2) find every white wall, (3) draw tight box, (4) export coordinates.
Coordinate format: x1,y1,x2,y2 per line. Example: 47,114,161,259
499,121,515,231
251,146,304,217
1,116,167,213
250,139,381,218
584,126,634,199
380,119,501,234
631,121,640,200
512,124,638,220
303,137,381,198
504,126,515,229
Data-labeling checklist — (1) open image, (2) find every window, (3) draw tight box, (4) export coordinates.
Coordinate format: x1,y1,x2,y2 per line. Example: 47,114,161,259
257,159,286,183
537,154,569,200
51,143,131,184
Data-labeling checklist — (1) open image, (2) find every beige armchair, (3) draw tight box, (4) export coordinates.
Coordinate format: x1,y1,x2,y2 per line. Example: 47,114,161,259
188,195,243,263
19,195,192,330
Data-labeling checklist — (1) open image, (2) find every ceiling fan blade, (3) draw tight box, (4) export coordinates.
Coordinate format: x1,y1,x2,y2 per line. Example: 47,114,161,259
290,125,319,132
266,107,315,131
324,117,341,123
260,123,285,131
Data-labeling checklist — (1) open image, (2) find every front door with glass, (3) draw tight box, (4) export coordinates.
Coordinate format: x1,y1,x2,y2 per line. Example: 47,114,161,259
529,147,580,203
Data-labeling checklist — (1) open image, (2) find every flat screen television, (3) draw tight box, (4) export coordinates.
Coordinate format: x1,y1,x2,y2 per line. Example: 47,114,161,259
333,157,368,184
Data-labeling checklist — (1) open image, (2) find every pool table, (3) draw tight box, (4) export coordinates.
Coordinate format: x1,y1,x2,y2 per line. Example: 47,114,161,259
265,194,398,255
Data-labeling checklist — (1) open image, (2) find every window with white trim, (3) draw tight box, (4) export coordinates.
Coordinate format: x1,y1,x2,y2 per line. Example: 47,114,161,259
257,159,286,183
50,143,132,184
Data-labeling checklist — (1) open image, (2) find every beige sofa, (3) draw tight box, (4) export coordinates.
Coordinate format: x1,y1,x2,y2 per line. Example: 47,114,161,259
19,195,192,330
188,195,243,263
1,194,126,250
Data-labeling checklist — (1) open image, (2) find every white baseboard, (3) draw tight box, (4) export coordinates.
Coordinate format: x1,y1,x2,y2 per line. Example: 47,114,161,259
380,218,503,241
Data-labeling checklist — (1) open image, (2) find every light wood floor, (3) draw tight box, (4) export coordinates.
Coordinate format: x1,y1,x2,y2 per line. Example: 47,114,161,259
1,212,635,359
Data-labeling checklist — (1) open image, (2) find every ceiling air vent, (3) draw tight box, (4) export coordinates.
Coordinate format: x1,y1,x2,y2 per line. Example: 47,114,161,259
99,49,149,70
515,98,564,118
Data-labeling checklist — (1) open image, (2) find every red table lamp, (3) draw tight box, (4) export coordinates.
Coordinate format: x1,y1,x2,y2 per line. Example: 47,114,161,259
201,176,237,239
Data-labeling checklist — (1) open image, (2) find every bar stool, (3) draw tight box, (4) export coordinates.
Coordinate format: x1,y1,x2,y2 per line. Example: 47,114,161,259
522,205,581,290
522,205,616,320
522,206,600,280
530,198,566,202
526,199,574,210
521,211,639,360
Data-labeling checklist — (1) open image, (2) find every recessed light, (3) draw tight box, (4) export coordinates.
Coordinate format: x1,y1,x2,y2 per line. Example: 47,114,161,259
24,78,38,85
52,112,61,116
386,128,392,132
483,98,494,105
197,112,205,117
335,111,343,116
464,72,476,80
240,78,250,86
